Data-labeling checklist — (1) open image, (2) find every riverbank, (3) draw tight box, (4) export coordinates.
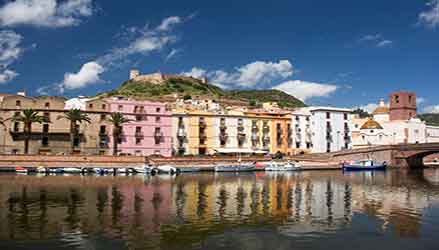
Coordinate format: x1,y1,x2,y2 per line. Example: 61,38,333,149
0,154,343,171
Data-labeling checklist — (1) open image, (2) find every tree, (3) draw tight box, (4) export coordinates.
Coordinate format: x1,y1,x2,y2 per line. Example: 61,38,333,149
107,112,131,156
12,109,44,154
352,108,371,118
58,109,91,154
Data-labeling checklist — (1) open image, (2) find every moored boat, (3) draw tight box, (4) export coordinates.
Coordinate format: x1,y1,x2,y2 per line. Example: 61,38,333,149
265,161,302,171
133,165,157,174
62,167,82,174
177,166,202,173
214,164,255,172
342,160,387,171
15,166,28,174
156,165,178,174
36,166,47,173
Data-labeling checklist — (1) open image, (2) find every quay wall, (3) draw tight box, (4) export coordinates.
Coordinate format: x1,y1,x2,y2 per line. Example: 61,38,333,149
0,155,146,168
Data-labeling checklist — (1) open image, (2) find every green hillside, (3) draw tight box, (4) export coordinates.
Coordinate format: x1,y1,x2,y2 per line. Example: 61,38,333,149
418,113,439,126
104,75,306,108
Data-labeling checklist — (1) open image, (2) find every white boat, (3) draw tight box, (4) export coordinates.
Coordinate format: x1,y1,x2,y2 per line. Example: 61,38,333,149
62,167,82,174
133,165,157,174
265,161,301,171
156,165,178,174
36,166,47,173
15,166,28,174
214,164,255,172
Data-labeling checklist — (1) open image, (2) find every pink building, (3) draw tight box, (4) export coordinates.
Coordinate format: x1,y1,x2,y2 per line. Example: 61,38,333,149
106,97,172,157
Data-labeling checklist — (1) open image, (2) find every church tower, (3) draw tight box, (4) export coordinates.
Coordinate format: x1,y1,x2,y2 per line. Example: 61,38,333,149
389,91,417,121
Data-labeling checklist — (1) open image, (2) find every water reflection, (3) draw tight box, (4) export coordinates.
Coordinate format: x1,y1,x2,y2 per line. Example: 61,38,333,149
0,170,439,250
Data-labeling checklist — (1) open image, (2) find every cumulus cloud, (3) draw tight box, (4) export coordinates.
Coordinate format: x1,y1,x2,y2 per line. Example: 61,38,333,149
97,16,183,66
0,69,18,83
417,97,426,104
422,105,439,114
0,0,94,28
272,80,338,102
419,0,439,28
0,30,23,83
58,61,104,91
181,60,293,88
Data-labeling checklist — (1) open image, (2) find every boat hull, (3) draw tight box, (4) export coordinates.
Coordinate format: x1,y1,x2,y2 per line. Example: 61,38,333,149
342,164,387,171
214,165,255,172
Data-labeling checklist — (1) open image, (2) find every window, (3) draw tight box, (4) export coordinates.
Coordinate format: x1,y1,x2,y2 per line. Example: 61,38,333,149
88,103,93,109
43,124,49,133
43,112,50,122
42,137,49,147
395,95,400,103
156,116,161,122
155,127,161,145
135,138,142,145
118,105,123,111
326,142,331,153
344,113,348,120
99,125,106,134
16,100,21,106
102,104,106,110
100,114,106,121
13,122,19,132
136,115,142,121
344,143,349,149
409,95,412,103
45,102,50,108
326,112,330,119
156,107,161,112
73,138,80,147
296,142,300,148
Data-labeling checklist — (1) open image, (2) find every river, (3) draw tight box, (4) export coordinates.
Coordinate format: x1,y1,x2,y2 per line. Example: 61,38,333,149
1,170,439,250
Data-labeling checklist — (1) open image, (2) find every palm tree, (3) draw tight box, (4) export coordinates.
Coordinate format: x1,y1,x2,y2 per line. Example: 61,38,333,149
107,112,131,156
58,109,91,154
13,109,44,154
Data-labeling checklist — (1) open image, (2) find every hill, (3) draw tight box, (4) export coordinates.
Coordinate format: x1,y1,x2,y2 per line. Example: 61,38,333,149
104,75,306,108
417,113,439,126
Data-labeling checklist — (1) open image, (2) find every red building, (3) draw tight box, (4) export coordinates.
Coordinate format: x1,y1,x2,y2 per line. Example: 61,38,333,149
389,91,417,121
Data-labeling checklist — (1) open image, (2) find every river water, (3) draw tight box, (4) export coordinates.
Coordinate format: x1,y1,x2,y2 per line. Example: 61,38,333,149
1,170,439,250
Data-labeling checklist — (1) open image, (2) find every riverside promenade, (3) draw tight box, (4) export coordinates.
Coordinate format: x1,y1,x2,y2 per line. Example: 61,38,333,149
0,154,342,171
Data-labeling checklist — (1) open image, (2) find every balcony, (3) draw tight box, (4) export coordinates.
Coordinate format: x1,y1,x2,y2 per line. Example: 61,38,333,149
251,133,259,141
220,123,227,131
154,131,163,139
237,132,246,140
263,135,270,143
99,130,107,136
219,133,228,141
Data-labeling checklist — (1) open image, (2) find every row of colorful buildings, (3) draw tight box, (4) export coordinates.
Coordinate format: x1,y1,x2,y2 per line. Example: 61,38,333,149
1,71,438,157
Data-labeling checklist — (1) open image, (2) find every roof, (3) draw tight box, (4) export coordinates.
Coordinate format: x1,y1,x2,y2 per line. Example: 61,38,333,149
361,118,384,130
215,148,268,154
308,106,352,113
373,106,390,115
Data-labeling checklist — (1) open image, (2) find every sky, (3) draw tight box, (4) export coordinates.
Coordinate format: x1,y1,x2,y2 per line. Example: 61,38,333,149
0,0,439,113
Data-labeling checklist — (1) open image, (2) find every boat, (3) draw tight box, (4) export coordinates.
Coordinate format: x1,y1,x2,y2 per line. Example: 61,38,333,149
255,162,270,171
177,167,202,173
133,165,158,174
15,166,28,174
48,168,64,174
265,161,302,171
214,164,255,172
156,165,178,174
62,167,82,174
342,160,387,171
36,166,47,173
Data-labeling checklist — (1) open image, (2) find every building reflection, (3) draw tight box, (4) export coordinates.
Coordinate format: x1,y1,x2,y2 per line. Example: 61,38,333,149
0,170,436,246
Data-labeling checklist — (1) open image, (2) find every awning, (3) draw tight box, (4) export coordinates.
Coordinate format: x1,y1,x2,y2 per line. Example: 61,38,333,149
214,148,268,154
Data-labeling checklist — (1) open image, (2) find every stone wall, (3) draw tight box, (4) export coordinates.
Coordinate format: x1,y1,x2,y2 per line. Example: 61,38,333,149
0,155,145,167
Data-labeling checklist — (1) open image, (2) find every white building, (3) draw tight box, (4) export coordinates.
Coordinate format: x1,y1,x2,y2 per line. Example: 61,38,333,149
292,107,353,153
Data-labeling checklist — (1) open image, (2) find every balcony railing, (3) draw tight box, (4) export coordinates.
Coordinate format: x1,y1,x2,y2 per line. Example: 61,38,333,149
219,133,228,140
251,133,259,141
263,135,270,142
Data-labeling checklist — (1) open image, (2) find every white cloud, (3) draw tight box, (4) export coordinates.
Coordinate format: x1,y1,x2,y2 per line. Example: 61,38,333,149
419,0,439,28
0,30,23,83
354,103,379,113
417,97,426,105
165,48,181,61
182,67,207,79
156,16,181,31
0,69,18,83
0,0,94,28
359,33,393,48
423,105,439,113
272,80,338,102
181,60,294,88
59,61,104,91
377,40,393,47
98,16,183,66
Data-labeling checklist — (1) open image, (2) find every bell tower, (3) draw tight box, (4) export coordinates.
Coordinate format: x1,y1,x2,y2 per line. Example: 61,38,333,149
389,91,417,121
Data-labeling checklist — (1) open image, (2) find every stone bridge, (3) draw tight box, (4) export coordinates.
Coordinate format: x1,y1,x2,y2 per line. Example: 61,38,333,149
327,143,439,168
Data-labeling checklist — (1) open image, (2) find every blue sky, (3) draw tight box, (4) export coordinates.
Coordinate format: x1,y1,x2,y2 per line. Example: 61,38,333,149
0,0,439,113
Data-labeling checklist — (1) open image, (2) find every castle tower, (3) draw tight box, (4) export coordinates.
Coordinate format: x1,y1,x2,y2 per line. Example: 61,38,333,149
389,91,417,121
129,69,140,80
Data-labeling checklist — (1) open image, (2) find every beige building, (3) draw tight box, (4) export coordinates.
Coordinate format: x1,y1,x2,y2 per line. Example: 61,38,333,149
0,93,111,155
